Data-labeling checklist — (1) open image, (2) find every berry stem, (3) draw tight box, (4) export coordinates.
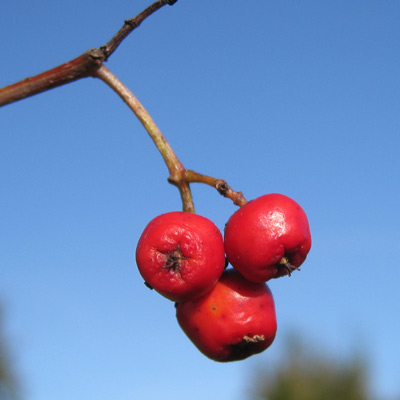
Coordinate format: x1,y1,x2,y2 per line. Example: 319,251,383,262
94,66,247,212
94,65,195,213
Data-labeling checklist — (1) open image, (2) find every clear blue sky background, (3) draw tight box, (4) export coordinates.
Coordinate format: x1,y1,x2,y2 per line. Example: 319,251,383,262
1,1,399,399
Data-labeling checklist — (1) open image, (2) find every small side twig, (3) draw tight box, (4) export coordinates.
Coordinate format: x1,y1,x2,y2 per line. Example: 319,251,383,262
184,170,248,207
101,0,178,60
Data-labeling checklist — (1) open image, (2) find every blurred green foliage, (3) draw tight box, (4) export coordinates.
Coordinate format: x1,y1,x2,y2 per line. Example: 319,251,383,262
251,336,373,400
0,306,19,400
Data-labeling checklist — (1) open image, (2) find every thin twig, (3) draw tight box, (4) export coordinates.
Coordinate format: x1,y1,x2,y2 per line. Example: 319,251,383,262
101,0,178,59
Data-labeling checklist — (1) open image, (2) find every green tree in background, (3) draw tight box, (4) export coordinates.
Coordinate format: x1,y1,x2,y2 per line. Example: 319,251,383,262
0,306,19,400
251,336,373,400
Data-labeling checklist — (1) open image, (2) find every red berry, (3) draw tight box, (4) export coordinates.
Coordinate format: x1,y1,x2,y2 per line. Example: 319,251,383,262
176,268,277,362
136,211,225,302
224,193,311,283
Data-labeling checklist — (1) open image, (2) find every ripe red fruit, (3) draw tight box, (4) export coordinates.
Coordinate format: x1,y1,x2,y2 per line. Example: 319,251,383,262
176,268,277,362
224,193,311,283
136,211,225,302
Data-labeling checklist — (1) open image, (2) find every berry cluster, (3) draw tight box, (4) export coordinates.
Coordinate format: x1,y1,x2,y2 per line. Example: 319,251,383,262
136,193,311,362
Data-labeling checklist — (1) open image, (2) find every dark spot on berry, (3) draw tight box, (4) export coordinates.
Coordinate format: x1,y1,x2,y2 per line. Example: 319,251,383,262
144,281,153,290
227,335,266,361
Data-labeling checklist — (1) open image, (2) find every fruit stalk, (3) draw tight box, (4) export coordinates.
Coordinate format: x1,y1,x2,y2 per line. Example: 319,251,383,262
94,64,195,213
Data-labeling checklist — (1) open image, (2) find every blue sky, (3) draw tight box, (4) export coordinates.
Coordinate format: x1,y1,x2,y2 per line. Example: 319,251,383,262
1,1,400,399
